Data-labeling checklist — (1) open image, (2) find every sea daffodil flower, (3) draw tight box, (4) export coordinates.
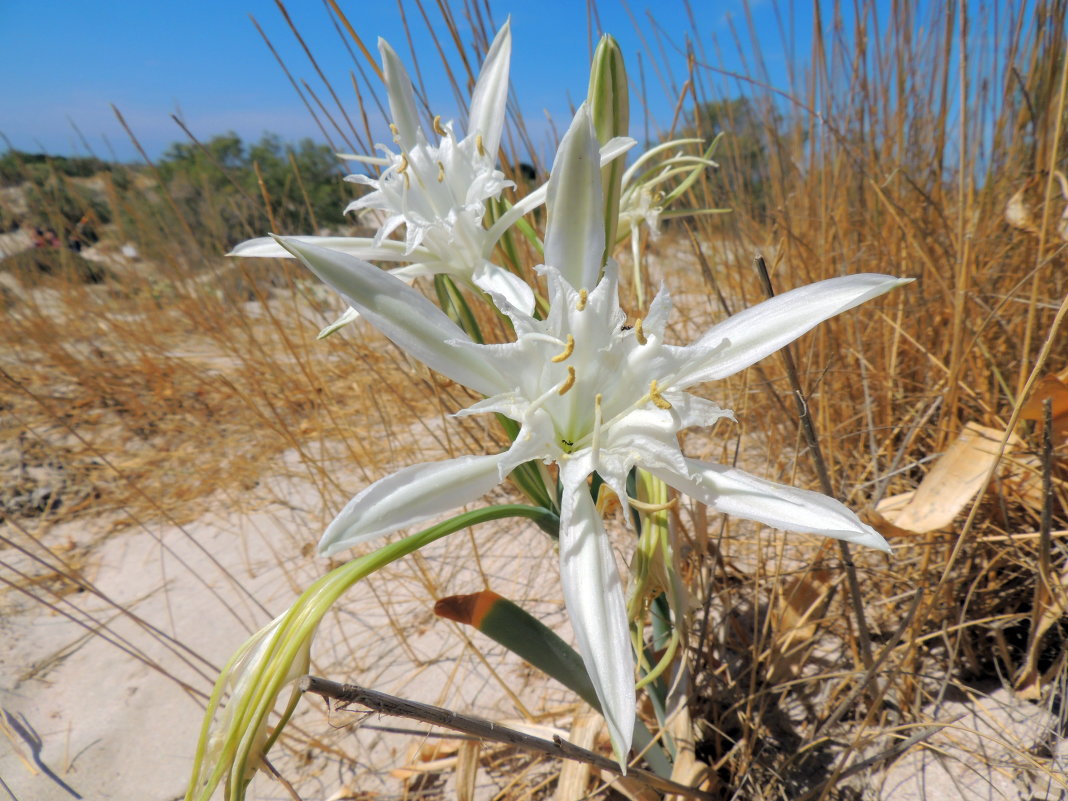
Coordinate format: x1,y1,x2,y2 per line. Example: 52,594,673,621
232,21,634,335
232,21,530,324
274,105,908,767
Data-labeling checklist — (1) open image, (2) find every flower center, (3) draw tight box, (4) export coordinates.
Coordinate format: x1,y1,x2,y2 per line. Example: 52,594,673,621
526,302,674,457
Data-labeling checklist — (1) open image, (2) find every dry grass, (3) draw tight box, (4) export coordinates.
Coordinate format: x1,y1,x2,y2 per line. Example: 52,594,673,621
2,1,1067,800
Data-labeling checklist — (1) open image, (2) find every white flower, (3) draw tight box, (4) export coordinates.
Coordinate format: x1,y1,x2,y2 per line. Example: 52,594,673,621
274,105,908,768
232,22,635,333
232,21,534,318
617,137,720,241
616,136,726,306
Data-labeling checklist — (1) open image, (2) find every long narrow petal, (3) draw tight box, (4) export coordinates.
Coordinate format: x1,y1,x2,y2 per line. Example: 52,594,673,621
468,20,511,157
544,105,605,291
379,38,423,151
651,459,891,552
558,462,635,767
230,235,421,263
318,453,505,556
275,237,505,396
317,306,360,339
317,268,422,338
675,274,912,387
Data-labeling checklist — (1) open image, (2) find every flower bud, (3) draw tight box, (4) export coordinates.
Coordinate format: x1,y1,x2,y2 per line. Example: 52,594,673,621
587,34,629,265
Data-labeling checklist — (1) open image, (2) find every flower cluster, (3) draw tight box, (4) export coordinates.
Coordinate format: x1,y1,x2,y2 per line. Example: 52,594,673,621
189,20,910,801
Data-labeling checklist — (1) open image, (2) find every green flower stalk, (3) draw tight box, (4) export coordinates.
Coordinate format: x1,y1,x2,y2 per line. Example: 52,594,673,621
185,504,556,801
627,469,687,691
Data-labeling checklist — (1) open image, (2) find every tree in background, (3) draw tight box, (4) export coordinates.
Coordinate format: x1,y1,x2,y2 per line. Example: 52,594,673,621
158,133,349,249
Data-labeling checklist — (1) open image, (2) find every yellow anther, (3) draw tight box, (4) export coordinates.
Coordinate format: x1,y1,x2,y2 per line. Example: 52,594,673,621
551,334,575,363
437,161,445,182
475,134,485,156
432,115,447,136
397,153,409,173
576,289,588,311
648,379,672,410
558,365,576,395
635,317,647,345
389,122,399,137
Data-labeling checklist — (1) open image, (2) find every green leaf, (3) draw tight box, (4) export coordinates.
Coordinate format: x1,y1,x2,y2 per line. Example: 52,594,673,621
435,589,673,776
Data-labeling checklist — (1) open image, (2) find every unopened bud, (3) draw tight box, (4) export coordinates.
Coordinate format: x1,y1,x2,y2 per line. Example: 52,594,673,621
587,34,629,264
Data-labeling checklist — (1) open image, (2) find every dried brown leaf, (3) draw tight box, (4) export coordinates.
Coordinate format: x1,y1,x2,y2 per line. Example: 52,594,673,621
872,423,1021,535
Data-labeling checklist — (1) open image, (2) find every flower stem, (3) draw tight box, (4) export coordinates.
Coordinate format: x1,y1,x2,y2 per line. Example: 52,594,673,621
187,504,557,801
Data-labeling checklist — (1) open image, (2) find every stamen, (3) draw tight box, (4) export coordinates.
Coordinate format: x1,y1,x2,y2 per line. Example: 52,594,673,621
558,366,576,395
635,317,648,345
397,153,409,174
437,161,445,182
550,334,575,363
475,134,485,156
389,123,399,137
591,393,603,464
432,115,447,136
576,289,588,311
648,379,672,410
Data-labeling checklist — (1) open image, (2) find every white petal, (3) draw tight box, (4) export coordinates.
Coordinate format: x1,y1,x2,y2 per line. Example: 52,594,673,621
493,408,559,479
468,20,511,158
229,235,417,262
379,37,423,151
558,462,635,767
317,306,360,339
483,138,637,247
275,237,505,396
642,284,672,339
318,453,505,556
600,135,637,163
675,274,913,386
597,415,689,495
472,261,535,317
544,105,605,291
652,459,891,552
317,270,420,338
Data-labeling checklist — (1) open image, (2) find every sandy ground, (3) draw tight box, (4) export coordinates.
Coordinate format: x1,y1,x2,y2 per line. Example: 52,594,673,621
2,238,1066,800
0,455,582,801
5,458,1066,801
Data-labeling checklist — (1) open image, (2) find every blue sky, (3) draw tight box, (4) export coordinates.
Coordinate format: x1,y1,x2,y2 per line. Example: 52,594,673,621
0,0,818,163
